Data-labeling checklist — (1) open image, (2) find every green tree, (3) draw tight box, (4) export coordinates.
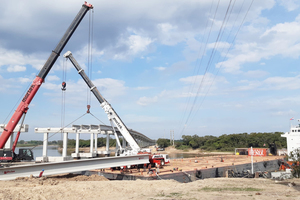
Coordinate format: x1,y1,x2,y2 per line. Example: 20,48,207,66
156,138,170,148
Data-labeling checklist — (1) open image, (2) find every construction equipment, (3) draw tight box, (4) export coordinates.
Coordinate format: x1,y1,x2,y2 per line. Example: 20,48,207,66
63,51,170,166
0,2,93,162
63,51,140,156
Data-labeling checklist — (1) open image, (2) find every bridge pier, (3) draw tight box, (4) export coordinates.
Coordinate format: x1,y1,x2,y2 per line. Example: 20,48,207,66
35,124,156,162
75,132,80,156
105,133,110,156
42,132,48,162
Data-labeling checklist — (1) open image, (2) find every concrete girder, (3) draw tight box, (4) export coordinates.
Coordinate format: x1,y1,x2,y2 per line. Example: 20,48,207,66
0,154,150,180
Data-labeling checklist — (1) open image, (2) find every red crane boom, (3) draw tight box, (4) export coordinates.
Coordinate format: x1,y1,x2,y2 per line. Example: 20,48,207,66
0,2,93,151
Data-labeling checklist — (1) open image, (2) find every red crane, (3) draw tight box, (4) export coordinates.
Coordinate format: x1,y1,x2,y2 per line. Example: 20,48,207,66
0,2,93,162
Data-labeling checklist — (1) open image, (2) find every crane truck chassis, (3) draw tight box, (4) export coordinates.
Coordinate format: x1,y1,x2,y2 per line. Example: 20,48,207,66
0,2,93,162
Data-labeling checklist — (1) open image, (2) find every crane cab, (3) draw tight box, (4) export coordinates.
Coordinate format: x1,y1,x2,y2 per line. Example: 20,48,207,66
0,148,33,162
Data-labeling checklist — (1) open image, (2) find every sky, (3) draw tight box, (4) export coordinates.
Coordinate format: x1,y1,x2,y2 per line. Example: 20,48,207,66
1,0,300,142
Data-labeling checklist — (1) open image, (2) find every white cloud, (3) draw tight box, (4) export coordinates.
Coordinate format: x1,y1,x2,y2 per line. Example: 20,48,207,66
166,61,190,73
234,80,261,91
110,32,154,60
179,73,228,97
271,109,296,116
128,35,153,55
234,75,300,91
278,0,300,11
0,47,44,71
156,23,181,46
207,42,230,50
244,70,269,78
134,87,152,90
154,67,166,71
137,96,158,106
46,75,60,81
43,78,127,105
123,114,160,123
137,73,228,106
196,1,291,74
218,19,300,73
180,73,227,86
0,74,33,93
7,65,26,72
18,77,31,84
43,82,59,90
263,76,300,90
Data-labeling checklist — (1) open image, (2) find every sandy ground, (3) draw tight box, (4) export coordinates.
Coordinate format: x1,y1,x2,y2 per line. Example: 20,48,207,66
77,146,233,155
0,174,299,200
7,147,291,199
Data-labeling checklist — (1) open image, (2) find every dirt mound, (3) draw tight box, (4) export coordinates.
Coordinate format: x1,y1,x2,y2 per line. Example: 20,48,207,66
68,174,109,181
15,173,109,183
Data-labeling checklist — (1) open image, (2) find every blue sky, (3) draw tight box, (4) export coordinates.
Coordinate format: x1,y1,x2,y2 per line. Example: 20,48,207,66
1,0,300,141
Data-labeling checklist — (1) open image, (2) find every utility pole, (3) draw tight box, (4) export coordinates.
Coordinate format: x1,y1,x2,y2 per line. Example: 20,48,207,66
170,130,172,145
170,130,174,146
172,130,174,146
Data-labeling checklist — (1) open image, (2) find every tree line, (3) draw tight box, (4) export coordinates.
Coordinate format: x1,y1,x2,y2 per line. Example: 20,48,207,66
58,137,122,148
157,132,287,152
17,138,120,148
17,140,58,147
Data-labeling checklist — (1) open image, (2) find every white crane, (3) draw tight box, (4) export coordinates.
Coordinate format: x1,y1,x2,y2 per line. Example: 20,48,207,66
63,51,142,156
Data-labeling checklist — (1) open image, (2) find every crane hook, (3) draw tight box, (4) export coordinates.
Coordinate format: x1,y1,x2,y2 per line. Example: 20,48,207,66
61,82,66,91
87,105,91,113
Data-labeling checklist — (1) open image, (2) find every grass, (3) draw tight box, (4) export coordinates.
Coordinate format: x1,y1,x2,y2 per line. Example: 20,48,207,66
200,187,263,192
156,190,165,197
166,192,183,198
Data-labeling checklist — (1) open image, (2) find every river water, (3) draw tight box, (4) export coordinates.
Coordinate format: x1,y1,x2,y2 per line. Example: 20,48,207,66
15,146,61,159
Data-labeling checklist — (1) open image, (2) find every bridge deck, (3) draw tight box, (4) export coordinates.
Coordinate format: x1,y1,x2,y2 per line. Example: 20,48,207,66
0,154,149,181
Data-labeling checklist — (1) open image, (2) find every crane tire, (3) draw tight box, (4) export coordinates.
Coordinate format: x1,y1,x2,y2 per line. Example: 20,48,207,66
161,160,165,166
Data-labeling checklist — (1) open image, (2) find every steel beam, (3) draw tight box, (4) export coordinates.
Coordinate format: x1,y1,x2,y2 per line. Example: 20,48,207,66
0,154,149,180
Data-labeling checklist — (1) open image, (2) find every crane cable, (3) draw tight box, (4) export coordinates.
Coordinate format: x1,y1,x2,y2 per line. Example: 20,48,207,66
29,110,107,151
86,9,94,113
61,57,67,140
30,112,88,151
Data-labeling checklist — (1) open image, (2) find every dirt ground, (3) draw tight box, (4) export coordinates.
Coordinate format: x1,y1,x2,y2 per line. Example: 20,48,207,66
77,146,229,155
5,147,291,199
0,174,299,200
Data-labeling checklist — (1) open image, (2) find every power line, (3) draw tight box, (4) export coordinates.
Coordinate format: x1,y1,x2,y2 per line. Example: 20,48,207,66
179,0,254,137
180,0,233,136
177,0,217,134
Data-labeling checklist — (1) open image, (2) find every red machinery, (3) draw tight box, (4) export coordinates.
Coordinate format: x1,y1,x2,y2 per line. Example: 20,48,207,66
0,2,93,162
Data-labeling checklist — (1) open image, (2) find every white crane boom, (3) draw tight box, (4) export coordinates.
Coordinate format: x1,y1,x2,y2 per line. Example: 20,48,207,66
63,51,141,155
